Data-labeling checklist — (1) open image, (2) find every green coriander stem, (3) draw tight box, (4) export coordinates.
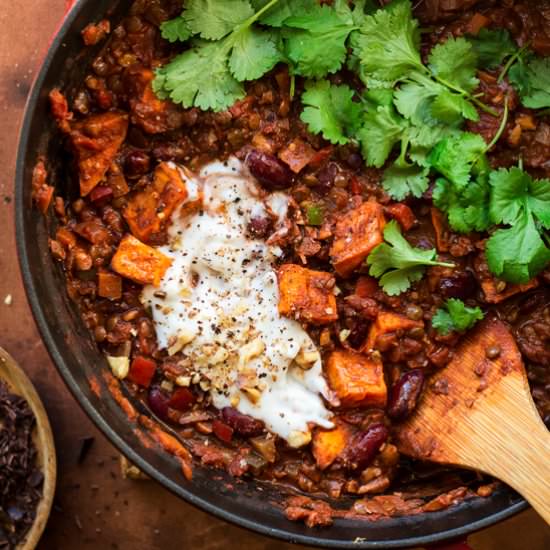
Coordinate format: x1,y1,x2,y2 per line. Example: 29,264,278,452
243,0,280,29
498,43,530,83
433,74,498,116
486,96,509,151
289,73,296,100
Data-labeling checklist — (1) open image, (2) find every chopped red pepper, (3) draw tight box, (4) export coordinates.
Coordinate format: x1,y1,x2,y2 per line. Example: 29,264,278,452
127,356,156,388
385,203,416,231
212,419,234,443
168,387,195,411
355,276,379,298
350,175,362,196
31,160,55,214
308,146,333,168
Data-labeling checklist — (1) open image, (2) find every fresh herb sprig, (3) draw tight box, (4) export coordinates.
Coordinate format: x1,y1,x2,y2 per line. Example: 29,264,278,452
154,0,284,111
432,299,484,335
366,221,454,296
154,0,377,111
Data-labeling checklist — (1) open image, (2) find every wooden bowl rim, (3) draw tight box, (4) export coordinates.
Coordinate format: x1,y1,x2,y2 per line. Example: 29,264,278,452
0,347,57,550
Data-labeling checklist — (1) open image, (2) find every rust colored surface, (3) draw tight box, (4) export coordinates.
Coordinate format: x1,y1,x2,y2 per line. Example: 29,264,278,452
0,2,548,549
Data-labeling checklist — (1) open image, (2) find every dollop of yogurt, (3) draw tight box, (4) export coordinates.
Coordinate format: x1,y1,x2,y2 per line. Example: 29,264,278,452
141,158,333,446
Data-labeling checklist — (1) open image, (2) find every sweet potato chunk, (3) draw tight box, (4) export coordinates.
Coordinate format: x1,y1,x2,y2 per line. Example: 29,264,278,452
277,264,338,325
480,277,539,304
98,270,122,300
312,420,353,470
330,202,385,277
326,349,387,409
278,138,316,174
123,162,189,243
362,312,423,353
128,68,184,134
69,112,128,196
111,234,171,286
431,207,450,253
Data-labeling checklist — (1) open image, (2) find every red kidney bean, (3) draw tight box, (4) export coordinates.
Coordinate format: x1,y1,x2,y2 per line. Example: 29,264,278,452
221,407,264,437
245,150,293,190
438,271,477,300
315,162,338,195
74,221,111,244
89,186,113,205
346,152,363,171
344,423,388,471
148,386,170,421
247,216,272,239
387,369,425,420
124,150,151,177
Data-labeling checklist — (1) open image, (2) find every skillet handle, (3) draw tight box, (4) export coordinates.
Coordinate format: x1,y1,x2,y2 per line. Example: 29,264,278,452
426,540,472,550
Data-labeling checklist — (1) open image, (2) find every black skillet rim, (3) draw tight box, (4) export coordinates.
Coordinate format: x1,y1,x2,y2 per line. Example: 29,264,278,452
15,1,528,547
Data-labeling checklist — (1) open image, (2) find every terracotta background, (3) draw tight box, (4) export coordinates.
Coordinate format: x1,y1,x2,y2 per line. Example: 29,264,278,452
0,1,548,549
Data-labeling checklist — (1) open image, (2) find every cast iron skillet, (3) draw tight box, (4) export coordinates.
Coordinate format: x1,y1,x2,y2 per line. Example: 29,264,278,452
15,0,528,547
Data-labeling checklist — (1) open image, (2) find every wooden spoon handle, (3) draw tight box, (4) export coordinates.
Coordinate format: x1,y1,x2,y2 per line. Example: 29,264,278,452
480,392,550,524
492,421,550,524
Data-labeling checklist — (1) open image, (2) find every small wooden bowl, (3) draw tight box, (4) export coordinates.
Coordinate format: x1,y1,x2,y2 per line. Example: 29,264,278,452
0,347,56,549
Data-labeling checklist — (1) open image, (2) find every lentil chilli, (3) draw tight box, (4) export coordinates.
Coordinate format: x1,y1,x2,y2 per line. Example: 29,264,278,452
37,0,550,526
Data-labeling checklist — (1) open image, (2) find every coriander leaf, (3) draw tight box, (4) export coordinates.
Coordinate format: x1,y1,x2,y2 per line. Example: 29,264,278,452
160,17,192,43
183,0,254,40
375,265,426,296
357,105,408,167
284,28,351,77
383,158,429,200
467,28,517,69
300,80,363,145
429,132,487,189
430,309,454,335
251,0,298,27
283,3,356,78
432,299,484,335
348,0,378,25
154,40,244,111
489,167,550,229
356,0,423,88
509,57,550,109
367,220,454,295
529,178,550,228
229,27,283,81
285,0,354,30
486,210,550,283
433,177,491,233
362,88,394,109
431,88,479,124
406,124,453,150
489,167,531,225
393,74,442,125
429,37,479,94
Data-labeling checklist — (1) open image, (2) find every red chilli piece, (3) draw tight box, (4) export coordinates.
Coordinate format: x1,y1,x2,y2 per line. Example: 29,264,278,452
127,356,156,388
212,419,234,443
168,387,196,411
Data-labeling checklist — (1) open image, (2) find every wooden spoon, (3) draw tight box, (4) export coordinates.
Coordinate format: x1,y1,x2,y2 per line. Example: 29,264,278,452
0,347,57,549
394,318,550,524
